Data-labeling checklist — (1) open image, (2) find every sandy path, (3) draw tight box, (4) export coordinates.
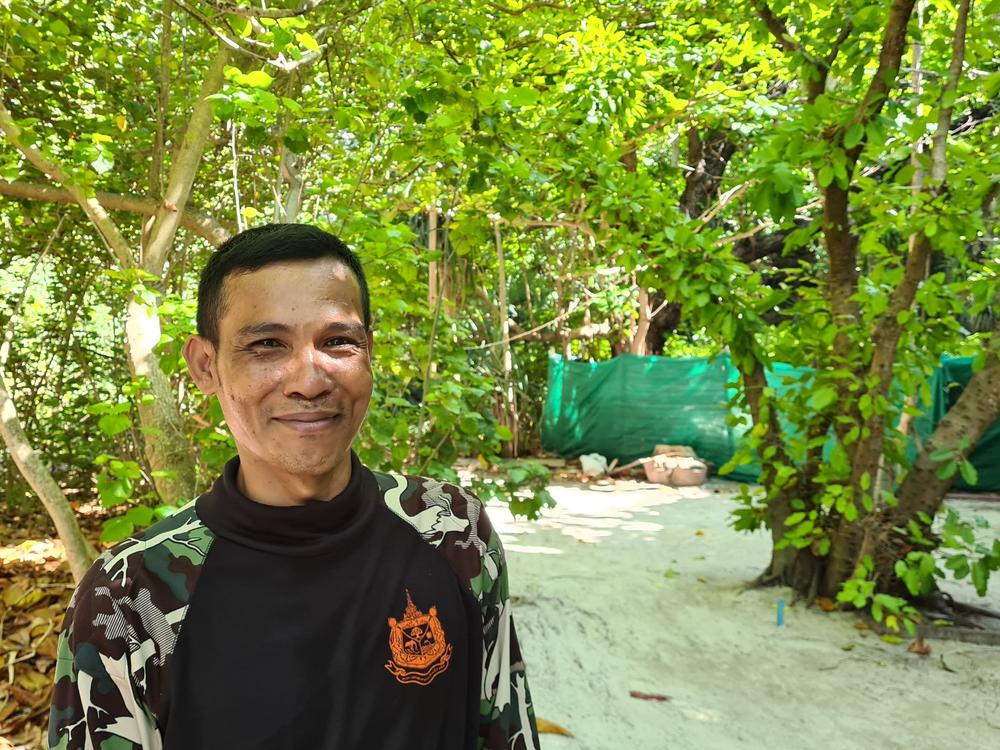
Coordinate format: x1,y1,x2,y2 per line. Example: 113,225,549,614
488,480,1000,750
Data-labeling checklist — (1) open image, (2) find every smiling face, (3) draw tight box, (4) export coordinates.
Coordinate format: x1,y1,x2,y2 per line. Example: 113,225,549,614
184,258,374,503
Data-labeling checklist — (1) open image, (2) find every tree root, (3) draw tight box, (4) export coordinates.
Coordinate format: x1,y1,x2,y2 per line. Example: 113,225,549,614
914,624,1000,647
917,590,1000,628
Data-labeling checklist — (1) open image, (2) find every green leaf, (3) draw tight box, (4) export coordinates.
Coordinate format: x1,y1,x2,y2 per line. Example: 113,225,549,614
495,424,514,441
503,87,539,107
240,70,274,88
296,32,321,53
843,123,864,149
96,471,133,507
124,505,156,526
971,560,989,596
98,414,131,437
817,165,834,187
809,387,837,410
100,517,135,544
959,460,978,486
937,462,958,480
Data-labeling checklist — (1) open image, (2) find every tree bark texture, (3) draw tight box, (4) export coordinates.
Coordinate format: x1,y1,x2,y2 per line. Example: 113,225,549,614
893,324,1000,527
125,297,199,503
680,129,737,219
493,224,518,457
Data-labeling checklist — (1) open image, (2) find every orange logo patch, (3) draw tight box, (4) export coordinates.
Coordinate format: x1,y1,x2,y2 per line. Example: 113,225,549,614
385,590,452,686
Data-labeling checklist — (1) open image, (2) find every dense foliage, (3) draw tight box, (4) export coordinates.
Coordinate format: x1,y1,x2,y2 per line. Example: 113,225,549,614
2,1,998,623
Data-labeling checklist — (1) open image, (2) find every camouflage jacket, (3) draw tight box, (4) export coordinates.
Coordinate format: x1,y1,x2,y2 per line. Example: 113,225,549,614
48,467,540,750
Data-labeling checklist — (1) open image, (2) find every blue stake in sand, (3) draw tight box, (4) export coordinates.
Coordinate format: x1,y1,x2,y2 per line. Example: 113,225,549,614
777,598,785,627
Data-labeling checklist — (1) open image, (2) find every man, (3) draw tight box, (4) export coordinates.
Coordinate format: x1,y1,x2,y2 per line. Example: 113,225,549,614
48,224,540,750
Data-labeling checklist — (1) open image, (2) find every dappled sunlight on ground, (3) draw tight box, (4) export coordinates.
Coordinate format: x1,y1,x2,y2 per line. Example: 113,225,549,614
491,478,722,547
0,538,66,570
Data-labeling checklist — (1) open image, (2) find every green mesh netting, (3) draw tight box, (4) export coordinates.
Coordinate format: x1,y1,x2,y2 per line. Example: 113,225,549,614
541,353,740,474
541,354,1000,491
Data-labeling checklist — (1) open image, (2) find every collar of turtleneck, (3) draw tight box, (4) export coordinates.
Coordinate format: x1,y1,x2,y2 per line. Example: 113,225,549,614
195,451,379,557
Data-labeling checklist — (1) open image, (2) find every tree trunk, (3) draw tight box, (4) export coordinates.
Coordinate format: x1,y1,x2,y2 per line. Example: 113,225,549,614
893,328,1000,526
124,296,199,503
630,287,650,355
428,205,440,309
493,223,518,457
0,368,96,582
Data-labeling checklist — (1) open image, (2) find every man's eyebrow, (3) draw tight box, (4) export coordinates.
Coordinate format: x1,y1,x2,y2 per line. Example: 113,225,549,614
234,321,366,339
235,322,292,339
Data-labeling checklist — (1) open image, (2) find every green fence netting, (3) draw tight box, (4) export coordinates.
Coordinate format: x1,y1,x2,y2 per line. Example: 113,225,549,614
541,354,1000,491
541,353,743,476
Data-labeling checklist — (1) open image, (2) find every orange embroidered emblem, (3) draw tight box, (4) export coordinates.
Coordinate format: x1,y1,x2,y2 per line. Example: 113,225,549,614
385,590,452,686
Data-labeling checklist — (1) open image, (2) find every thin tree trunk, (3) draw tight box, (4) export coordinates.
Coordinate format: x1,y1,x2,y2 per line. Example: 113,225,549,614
0,368,96,582
630,287,650,355
428,205,439,309
494,223,518,457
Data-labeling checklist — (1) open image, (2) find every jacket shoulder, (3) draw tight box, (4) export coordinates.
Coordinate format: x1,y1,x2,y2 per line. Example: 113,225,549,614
81,502,214,595
372,470,503,594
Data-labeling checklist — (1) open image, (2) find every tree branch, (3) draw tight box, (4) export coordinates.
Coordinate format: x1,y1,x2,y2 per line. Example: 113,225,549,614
752,1,799,54
868,0,972,384
151,0,173,200
142,43,234,274
826,21,854,68
0,100,134,267
174,0,269,60
486,1,572,15
849,0,918,149
0,180,231,245
853,0,972,490
203,0,328,18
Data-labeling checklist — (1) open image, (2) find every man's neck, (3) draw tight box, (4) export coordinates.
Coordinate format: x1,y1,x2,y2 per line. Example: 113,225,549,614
235,458,352,507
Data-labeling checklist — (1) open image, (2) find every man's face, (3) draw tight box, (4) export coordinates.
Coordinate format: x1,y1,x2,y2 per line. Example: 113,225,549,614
186,258,373,487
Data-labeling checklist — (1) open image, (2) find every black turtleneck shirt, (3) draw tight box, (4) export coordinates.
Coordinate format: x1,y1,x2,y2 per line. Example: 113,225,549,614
160,453,482,749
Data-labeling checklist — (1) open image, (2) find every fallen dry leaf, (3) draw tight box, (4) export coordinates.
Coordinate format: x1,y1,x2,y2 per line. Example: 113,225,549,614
16,669,51,692
815,597,837,612
536,717,572,736
695,530,705,537
629,690,672,702
907,637,931,656
36,635,59,660
11,684,40,708
854,622,870,631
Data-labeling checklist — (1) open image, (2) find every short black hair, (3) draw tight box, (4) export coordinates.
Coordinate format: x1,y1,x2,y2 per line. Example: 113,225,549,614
196,223,371,345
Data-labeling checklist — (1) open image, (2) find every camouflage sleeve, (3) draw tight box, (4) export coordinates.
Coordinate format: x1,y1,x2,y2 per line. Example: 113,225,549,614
476,525,540,750
47,557,159,750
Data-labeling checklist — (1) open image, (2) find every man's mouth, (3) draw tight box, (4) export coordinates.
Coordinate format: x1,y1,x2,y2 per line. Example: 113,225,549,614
273,412,342,433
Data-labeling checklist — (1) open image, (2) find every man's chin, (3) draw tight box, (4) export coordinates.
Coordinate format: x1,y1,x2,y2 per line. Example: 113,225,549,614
271,450,352,478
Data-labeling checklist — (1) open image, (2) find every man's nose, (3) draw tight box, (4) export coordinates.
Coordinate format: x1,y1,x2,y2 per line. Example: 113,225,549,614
282,346,333,400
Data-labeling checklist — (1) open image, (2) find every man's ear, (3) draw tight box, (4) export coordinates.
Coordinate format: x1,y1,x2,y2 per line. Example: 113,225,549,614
183,336,219,395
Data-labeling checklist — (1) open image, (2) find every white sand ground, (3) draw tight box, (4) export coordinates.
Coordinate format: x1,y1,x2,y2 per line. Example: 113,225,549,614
488,480,1000,750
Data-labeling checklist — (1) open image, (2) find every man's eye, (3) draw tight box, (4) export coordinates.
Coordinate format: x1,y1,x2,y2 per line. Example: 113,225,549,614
325,337,354,347
252,339,282,348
